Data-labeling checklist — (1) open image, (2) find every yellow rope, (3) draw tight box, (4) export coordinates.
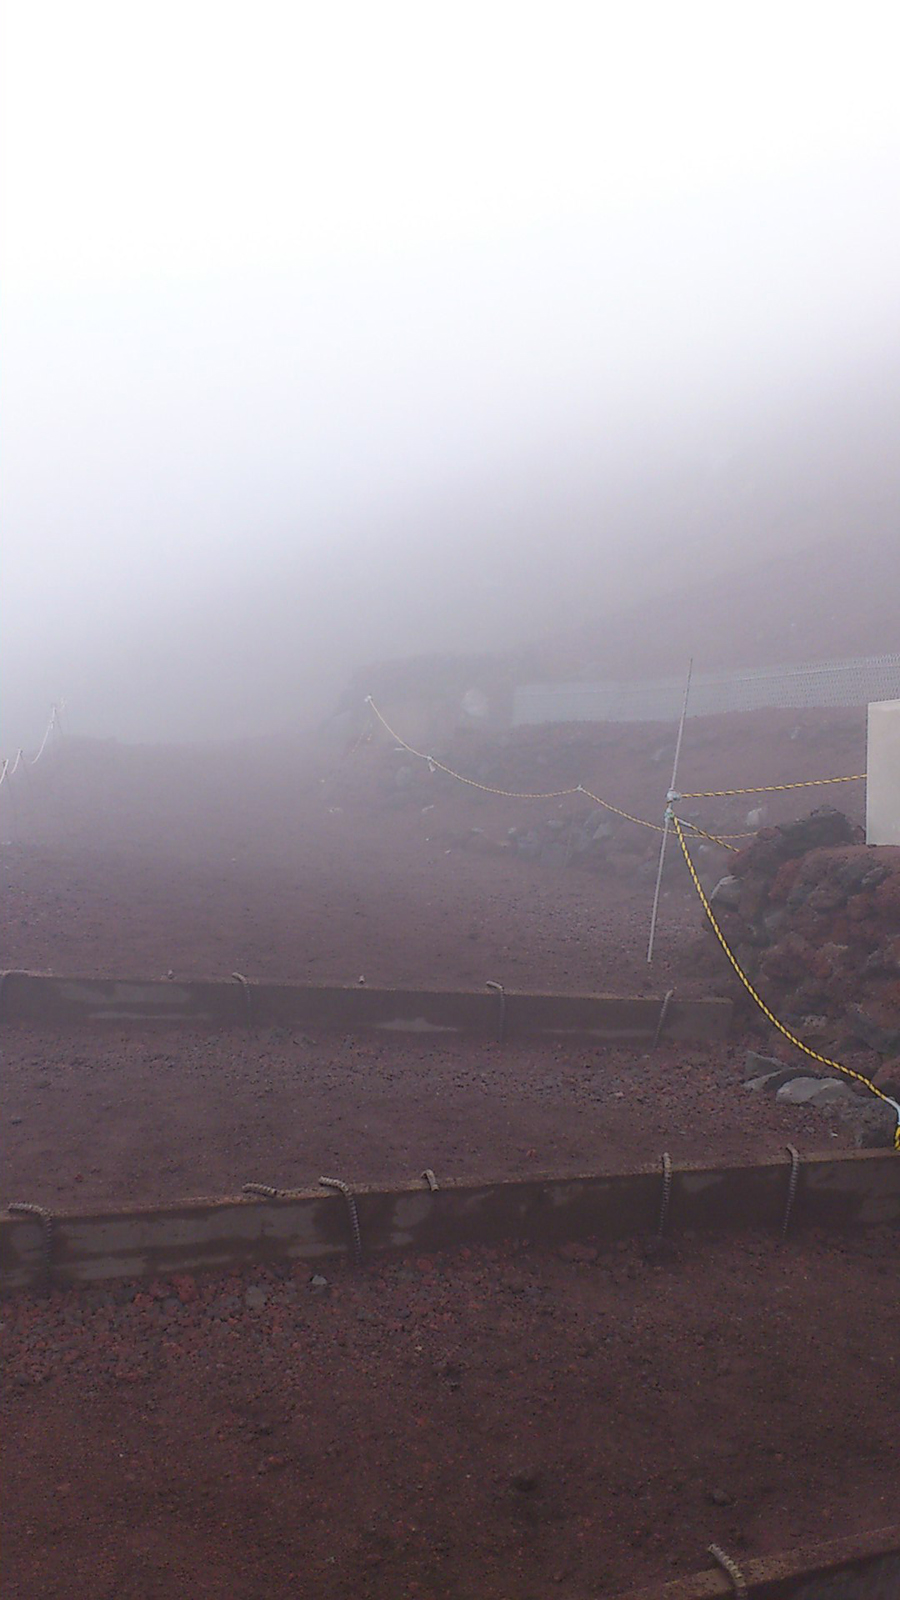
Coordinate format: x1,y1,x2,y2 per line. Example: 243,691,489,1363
679,774,866,799
671,813,900,1149
365,698,845,853
673,819,740,854
578,785,664,834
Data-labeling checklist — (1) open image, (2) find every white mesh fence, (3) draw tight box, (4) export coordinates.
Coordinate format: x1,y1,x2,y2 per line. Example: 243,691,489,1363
513,654,900,726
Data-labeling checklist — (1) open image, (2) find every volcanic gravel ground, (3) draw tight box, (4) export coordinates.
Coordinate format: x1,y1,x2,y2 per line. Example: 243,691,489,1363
1,703,891,1600
3,1232,898,1600
1,1028,864,1212
0,707,867,995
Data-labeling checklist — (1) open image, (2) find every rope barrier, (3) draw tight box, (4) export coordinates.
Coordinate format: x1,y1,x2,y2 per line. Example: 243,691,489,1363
368,697,578,800
577,783,664,834
678,773,865,800
360,697,851,857
366,697,676,833
0,706,61,786
366,697,837,850
29,708,60,766
671,813,900,1150
673,820,744,852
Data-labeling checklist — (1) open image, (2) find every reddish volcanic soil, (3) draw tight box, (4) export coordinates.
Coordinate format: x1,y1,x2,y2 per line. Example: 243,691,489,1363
0,705,867,994
2,1233,898,1600
3,703,896,1600
1,1028,864,1214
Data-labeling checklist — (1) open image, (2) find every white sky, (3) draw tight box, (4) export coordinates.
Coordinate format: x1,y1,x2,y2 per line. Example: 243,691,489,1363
2,2,900,742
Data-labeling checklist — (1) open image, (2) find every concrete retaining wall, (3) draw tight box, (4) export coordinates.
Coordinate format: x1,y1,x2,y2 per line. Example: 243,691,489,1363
3,1150,897,1293
0,971,732,1042
615,1526,900,1598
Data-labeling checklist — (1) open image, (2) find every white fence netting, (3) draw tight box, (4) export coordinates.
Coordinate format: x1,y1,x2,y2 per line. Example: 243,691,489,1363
513,654,900,727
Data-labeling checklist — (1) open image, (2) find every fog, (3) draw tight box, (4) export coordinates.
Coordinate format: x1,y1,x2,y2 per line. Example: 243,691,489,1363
3,3,899,748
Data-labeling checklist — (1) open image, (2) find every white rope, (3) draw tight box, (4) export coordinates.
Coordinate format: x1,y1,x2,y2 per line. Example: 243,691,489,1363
0,706,62,787
28,708,58,766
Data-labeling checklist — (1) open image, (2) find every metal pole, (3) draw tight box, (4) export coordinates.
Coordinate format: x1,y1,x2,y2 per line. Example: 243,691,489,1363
646,659,693,963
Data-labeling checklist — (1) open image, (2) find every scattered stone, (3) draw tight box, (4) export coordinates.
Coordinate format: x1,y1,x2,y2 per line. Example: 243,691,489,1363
777,808,857,856
776,1077,834,1104
244,1285,270,1310
310,1274,329,1291
707,1486,734,1507
855,1101,900,1149
710,876,741,910
872,1059,900,1098
745,1067,819,1094
744,1050,784,1078
558,1242,598,1264
807,1080,857,1106
844,1005,900,1056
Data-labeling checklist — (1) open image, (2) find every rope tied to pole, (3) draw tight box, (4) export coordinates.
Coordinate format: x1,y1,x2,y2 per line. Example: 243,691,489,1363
672,813,900,1150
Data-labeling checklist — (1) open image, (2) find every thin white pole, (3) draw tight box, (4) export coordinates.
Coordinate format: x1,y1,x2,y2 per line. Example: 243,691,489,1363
646,658,693,964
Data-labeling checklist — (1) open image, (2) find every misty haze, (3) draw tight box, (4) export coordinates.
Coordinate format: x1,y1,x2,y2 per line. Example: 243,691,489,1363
2,5,899,1598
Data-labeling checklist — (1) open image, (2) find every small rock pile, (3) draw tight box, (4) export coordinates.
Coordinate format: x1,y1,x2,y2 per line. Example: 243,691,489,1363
703,807,900,1139
506,809,661,877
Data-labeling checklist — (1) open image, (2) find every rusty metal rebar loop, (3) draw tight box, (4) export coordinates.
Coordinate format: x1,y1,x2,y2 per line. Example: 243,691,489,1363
782,1144,801,1241
231,972,255,1028
485,980,507,1043
708,1542,748,1597
319,1176,362,1265
656,1152,673,1241
652,988,675,1049
8,1202,54,1286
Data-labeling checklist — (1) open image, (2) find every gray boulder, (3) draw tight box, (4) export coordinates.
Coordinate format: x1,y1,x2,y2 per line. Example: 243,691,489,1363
710,876,741,910
776,1077,834,1104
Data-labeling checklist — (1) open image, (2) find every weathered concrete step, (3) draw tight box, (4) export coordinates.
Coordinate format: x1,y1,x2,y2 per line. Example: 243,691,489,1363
3,1148,898,1293
613,1523,900,1598
0,970,731,1041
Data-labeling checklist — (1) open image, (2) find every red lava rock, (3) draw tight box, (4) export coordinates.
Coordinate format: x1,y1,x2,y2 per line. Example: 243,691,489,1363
172,1275,197,1303
558,1243,598,1264
871,1059,900,1098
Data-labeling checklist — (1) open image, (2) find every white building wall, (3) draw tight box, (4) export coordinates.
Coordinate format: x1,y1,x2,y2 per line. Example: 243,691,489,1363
866,699,900,845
